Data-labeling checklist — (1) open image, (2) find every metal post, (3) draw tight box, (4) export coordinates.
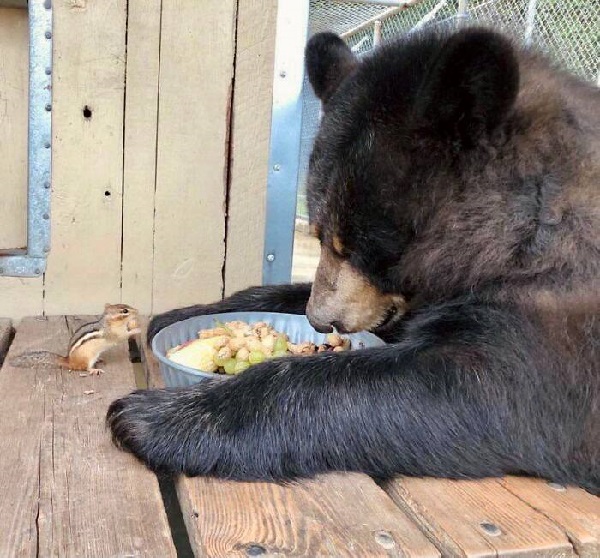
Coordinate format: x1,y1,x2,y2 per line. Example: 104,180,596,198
457,0,469,24
341,0,424,40
0,0,52,277
524,0,538,46
262,0,310,285
410,0,448,33
373,19,382,47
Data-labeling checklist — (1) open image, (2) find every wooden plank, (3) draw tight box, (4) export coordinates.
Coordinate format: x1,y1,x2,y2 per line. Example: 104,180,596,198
44,0,127,315
141,327,439,558
0,316,176,556
0,8,28,250
224,0,278,296
499,477,600,558
383,477,575,557
0,277,44,318
177,474,441,558
120,0,161,314
152,0,236,313
0,1,27,8
0,9,43,319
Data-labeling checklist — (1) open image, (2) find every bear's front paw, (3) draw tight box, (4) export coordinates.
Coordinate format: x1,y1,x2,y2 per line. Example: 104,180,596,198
106,387,220,475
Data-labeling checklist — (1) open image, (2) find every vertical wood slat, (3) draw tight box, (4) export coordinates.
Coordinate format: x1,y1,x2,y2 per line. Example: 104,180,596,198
44,0,127,315
120,0,162,312
0,10,44,317
224,0,278,297
152,0,237,313
0,8,28,250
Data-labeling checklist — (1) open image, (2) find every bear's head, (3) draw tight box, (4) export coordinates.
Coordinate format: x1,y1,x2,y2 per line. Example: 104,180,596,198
303,27,597,333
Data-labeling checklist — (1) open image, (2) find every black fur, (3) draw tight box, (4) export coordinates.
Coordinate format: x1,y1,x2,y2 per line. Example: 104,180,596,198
108,27,599,494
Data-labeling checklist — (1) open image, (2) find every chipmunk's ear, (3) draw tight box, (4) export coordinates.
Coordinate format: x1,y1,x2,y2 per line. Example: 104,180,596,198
104,303,111,310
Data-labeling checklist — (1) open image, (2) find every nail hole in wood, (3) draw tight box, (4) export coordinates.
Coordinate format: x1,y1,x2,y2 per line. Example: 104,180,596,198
104,190,111,197
83,106,92,119
246,544,266,556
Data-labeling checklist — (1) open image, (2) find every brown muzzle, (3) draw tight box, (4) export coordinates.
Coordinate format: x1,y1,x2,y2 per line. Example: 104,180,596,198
306,246,406,333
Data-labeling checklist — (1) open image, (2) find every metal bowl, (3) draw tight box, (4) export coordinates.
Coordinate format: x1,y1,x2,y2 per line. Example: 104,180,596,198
151,311,385,387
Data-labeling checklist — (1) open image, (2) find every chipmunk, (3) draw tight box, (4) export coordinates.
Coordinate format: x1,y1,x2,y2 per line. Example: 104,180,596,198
10,304,141,375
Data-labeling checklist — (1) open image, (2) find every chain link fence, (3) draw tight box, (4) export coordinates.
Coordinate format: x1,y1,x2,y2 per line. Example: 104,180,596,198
295,0,599,222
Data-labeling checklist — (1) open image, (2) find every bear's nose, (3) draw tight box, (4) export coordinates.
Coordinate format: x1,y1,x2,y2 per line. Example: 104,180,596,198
307,314,334,334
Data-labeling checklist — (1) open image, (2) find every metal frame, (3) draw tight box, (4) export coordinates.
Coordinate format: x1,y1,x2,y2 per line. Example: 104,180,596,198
262,0,310,285
0,0,52,277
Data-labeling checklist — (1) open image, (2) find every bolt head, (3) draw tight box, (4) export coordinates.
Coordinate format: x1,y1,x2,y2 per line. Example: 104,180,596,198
266,254,275,262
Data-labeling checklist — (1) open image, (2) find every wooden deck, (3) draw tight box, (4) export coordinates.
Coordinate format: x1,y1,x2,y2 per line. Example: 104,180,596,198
0,317,598,557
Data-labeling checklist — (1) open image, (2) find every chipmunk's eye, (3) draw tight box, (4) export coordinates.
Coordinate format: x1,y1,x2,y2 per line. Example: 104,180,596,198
122,308,129,314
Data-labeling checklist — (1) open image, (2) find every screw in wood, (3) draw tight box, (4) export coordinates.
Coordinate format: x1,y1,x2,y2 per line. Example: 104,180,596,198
480,522,502,537
374,530,395,549
246,544,267,556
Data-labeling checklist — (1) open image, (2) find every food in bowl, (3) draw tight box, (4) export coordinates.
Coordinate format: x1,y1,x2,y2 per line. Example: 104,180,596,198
166,319,351,375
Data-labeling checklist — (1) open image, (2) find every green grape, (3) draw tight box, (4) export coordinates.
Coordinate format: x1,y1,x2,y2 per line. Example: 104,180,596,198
223,359,237,375
272,350,289,359
234,361,251,374
214,355,230,367
273,336,288,353
248,350,265,364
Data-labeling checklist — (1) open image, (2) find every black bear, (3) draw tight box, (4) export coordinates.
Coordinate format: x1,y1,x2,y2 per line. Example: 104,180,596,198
108,27,599,495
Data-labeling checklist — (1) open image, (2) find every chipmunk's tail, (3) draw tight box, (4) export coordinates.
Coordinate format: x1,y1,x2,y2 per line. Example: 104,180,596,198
9,351,68,369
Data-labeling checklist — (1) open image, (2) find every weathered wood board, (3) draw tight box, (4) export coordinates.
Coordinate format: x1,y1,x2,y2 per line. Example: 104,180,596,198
0,8,28,250
121,0,162,312
152,0,237,312
224,0,278,296
44,0,128,315
0,316,175,556
499,476,600,558
383,477,577,557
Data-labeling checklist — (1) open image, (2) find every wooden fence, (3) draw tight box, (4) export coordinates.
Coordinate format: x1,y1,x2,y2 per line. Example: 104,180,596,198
0,0,276,318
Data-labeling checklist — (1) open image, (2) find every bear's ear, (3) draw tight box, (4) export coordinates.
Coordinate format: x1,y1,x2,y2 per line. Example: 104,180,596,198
305,32,357,103
414,28,519,143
